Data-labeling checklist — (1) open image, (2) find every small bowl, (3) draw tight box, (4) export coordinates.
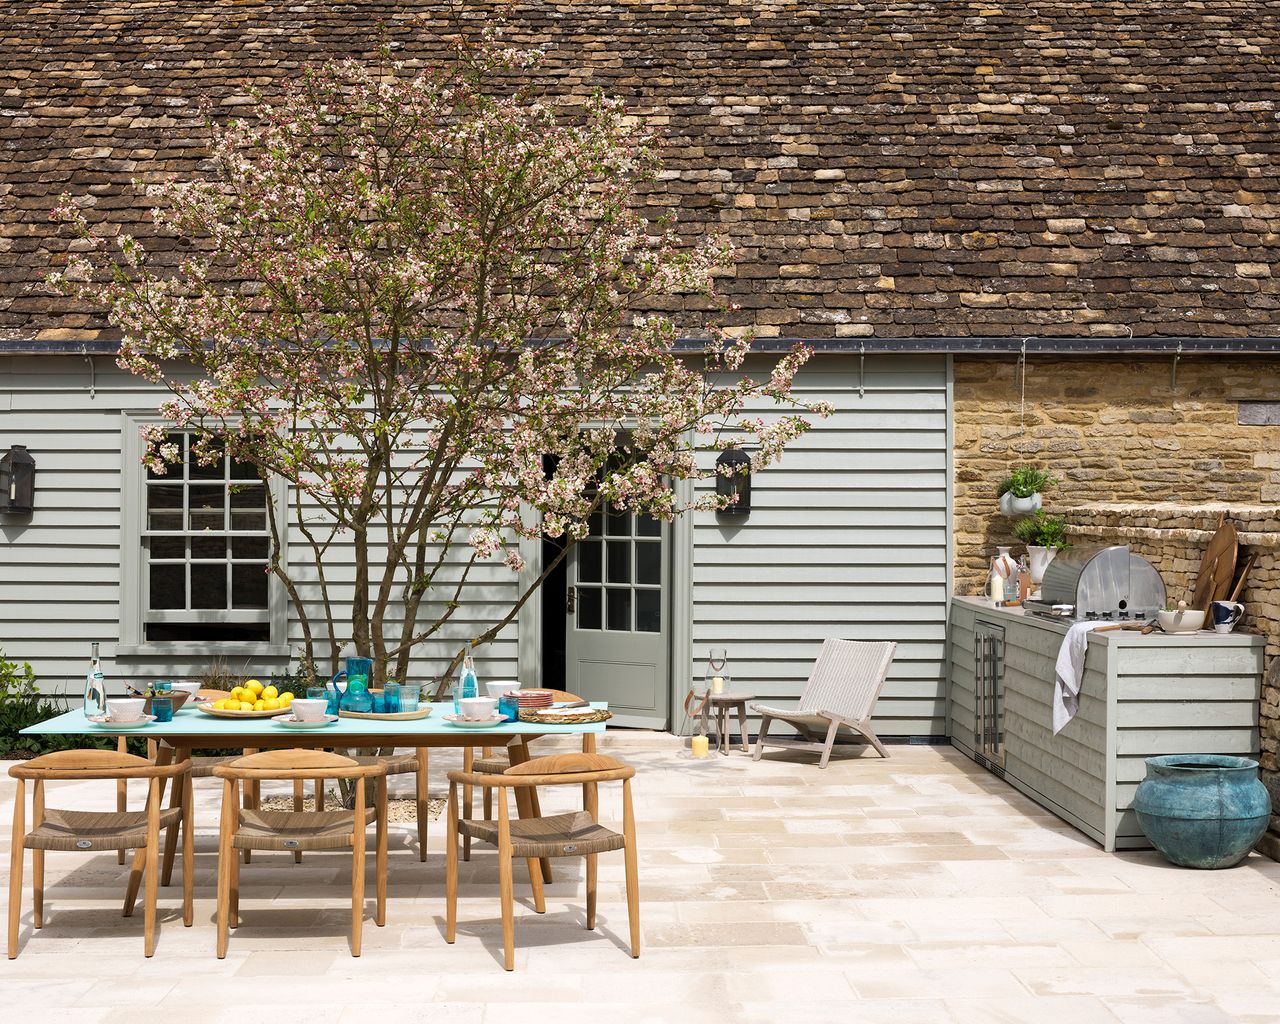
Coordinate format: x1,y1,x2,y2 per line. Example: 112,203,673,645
1158,607,1206,634
106,697,146,723
170,682,202,702
460,696,498,720
291,698,331,722
485,680,520,700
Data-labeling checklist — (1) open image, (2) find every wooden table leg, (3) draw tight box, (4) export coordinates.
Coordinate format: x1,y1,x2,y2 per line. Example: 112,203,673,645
161,745,189,886
736,701,750,753
507,739,553,884
718,704,730,755
414,747,429,863
115,736,128,865
242,748,259,864
125,743,173,917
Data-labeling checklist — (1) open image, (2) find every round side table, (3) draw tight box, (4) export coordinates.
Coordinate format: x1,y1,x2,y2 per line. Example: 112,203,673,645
701,692,755,755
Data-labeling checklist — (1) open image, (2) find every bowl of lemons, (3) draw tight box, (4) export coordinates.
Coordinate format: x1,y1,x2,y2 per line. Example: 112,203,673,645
198,679,296,718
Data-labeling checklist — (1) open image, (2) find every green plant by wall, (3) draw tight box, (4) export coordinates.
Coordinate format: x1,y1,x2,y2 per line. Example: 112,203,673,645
1013,510,1071,550
1005,466,1059,499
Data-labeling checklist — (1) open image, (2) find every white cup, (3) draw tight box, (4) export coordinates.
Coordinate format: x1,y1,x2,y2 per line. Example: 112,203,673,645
107,698,145,722
460,696,497,720
170,682,202,702
291,698,329,722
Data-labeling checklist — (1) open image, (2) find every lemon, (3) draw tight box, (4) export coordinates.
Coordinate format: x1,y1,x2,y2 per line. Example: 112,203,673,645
262,685,279,700
253,700,266,711
229,687,244,702
264,697,281,711
238,700,255,712
280,691,294,706
213,699,228,710
245,679,264,695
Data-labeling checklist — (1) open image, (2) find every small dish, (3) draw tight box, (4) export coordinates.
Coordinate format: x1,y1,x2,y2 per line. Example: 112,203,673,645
442,713,510,729
272,713,339,729
87,714,156,729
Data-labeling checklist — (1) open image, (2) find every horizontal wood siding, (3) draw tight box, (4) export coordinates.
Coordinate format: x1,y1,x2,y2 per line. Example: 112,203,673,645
946,599,978,755
689,355,951,736
0,356,519,697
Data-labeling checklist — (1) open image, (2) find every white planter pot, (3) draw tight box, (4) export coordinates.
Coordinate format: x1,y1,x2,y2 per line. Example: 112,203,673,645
1008,492,1042,515
1027,545,1057,586
998,492,1015,515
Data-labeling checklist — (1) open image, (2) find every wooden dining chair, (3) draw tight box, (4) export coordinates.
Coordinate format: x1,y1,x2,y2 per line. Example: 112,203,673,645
445,752,640,971
462,688,596,872
212,749,389,958
8,748,193,959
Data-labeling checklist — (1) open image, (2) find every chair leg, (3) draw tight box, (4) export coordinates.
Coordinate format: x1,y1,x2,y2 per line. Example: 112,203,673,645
737,701,751,753
291,779,305,864
586,854,597,931
161,747,188,886
819,718,841,769
497,807,516,972
243,748,259,864
315,778,326,812
622,779,640,959
351,779,366,957
375,776,388,928
526,856,546,915
850,719,891,759
125,744,173,917
31,779,44,930
116,736,128,865
462,747,473,862
415,747,429,863
216,780,235,959
445,782,459,944
753,714,773,761
144,780,161,957
8,779,25,959
181,774,194,928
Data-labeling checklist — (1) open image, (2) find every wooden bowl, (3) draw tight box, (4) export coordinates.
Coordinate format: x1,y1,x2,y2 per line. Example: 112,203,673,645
142,690,191,715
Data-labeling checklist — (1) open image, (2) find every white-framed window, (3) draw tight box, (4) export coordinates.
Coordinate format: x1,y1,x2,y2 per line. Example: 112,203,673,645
118,415,289,654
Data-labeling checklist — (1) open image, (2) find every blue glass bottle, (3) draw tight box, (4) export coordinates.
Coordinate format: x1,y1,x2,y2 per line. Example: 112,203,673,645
342,676,374,714
454,653,478,714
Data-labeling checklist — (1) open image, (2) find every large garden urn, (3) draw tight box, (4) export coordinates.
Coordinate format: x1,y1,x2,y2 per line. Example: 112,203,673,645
1133,755,1270,869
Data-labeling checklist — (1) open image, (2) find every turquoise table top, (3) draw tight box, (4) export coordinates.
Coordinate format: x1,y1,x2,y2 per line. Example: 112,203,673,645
22,701,609,741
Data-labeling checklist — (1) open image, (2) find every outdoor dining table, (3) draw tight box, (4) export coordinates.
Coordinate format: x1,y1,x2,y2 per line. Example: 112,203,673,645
22,701,610,886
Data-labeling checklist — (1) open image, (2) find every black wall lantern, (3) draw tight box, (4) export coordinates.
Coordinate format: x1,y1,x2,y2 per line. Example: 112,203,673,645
0,445,36,515
715,447,752,517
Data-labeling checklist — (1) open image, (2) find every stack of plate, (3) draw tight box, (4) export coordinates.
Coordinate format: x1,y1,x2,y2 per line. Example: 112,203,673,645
515,689,555,711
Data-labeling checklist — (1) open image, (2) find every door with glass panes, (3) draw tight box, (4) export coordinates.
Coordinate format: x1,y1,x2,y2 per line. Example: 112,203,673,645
564,501,669,728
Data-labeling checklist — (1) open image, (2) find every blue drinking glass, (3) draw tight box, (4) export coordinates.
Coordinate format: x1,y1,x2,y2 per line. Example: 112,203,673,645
371,690,387,714
151,696,173,723
383,681,401,714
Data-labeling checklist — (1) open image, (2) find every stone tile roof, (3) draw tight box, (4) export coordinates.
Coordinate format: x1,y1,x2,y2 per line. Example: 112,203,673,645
4,1,1280,344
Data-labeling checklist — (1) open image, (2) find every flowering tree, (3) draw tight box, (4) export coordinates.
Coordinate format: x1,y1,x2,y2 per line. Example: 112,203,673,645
52,39,824,688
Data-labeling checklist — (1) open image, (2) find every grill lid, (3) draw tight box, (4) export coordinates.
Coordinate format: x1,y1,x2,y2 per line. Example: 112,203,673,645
1033,543,1166,618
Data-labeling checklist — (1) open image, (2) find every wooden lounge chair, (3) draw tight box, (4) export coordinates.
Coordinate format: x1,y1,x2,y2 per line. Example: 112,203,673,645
212,749,389,958
8,748,193,959
751,639,896,768
445,752,640,971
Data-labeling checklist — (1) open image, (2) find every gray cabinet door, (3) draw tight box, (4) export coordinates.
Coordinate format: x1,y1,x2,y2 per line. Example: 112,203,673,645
565,502,669,728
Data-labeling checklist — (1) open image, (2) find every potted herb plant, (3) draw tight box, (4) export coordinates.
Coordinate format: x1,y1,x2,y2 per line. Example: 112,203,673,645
1000,465,1058,515
1013,509,1070,585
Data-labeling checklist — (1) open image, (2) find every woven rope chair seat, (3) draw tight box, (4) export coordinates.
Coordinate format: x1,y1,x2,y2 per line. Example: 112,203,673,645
26,806,182,852
459,810,624,859
233,806,376,852
190,755,236,779
472,752,511,775
347,752,417,775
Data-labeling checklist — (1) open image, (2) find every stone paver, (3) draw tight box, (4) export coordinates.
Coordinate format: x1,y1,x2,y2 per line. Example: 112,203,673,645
2,736,1279,1022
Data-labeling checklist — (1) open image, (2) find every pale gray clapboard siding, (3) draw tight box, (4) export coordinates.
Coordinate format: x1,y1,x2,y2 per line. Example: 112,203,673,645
687,355,950,736
0,355,518,698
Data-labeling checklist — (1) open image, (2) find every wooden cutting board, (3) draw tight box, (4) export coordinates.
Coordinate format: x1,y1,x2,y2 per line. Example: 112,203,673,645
1190,518,1238,622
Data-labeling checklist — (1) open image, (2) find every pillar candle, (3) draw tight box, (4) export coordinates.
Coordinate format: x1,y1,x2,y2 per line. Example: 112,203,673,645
691,734,709,758
711,675,725,694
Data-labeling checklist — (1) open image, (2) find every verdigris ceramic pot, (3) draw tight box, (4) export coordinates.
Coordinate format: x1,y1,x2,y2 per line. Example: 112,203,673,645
1133,754,1270,869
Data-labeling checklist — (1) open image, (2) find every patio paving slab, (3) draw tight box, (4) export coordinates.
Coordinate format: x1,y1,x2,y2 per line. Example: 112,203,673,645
2,735,1279,1021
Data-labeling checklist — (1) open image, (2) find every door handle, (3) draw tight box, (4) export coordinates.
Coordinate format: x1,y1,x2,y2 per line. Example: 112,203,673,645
566,585,576,614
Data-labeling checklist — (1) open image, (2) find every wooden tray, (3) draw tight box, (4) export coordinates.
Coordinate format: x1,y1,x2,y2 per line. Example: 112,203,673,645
196,702,290,719
518,708,612,726
339,705,433,721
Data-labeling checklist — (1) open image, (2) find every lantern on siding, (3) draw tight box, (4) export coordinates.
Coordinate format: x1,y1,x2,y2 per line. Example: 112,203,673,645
715,448,751,517
0,445,35,515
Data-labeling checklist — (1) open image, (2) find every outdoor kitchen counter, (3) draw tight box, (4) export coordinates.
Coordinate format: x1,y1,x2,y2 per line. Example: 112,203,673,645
947,595,1265,851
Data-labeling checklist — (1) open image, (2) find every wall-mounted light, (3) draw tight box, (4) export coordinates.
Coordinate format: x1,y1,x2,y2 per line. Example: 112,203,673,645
715,448,751,517
0,445,36,515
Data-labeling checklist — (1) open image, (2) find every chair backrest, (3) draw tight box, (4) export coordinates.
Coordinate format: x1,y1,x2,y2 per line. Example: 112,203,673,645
213,748,387,781
449,752,633,788
9,748,190,781
796,639,896,720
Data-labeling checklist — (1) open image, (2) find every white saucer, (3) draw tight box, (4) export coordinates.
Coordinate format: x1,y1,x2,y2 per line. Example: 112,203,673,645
87,714,156,729
272,713,339,729
442,713,510,729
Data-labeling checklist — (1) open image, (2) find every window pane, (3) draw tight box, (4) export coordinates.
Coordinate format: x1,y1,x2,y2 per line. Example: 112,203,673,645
230,456,258,480
229,485,267,531
149,564,185,610
191,562,227,609
146,621,270,643
606,588,631,632
188,485,224,531
578,540,602,583
636,541,661,585
147,433,184,480
147,484,183,531
231,535,269,559
576,586,601,630
192,534,226,559
587,510,603,537
636,589,661,633
232,563,269,609
605,506,630,536
150,536,184,559
636,513,661,537
606,540,630,584
188,439,224,480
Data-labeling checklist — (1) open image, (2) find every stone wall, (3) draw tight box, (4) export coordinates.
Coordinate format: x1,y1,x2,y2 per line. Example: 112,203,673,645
953,356,1280,594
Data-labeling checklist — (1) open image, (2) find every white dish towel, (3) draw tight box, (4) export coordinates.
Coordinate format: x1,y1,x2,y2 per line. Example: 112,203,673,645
1053,622,1101,734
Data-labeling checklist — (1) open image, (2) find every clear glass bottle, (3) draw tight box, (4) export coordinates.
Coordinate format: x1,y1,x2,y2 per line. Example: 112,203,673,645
83,642,107,719
455,652,478,714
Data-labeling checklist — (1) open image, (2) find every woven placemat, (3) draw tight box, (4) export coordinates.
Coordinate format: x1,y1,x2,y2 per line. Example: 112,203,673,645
518,708,613,725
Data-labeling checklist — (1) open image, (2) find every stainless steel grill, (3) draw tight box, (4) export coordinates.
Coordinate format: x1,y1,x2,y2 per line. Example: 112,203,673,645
1024,544,1166,622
